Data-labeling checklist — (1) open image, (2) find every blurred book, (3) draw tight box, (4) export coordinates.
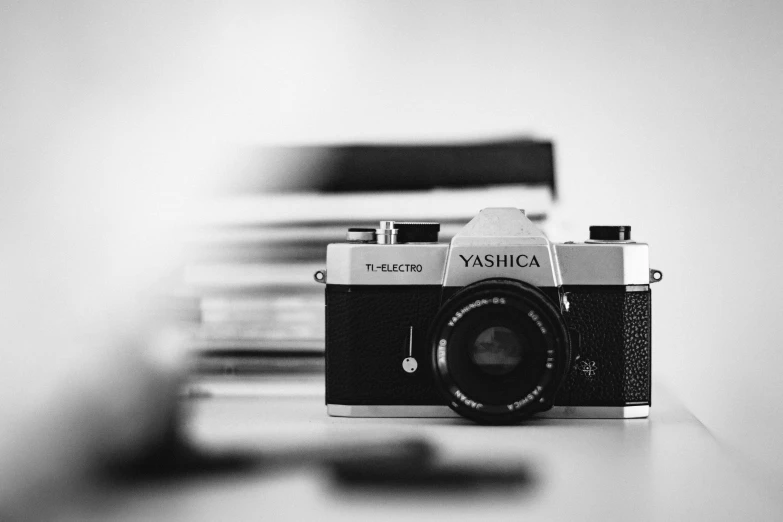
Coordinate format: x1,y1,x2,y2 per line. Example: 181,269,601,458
185,138,557,377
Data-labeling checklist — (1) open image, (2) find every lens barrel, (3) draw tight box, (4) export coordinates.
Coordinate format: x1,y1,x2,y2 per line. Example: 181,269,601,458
429,279,571,424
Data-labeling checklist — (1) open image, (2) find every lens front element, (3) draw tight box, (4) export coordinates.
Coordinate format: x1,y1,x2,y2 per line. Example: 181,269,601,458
430,279,571,424
469,326,524,376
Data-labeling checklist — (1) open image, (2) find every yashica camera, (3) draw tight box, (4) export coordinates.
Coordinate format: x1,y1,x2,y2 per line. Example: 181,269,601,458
316,208,662,424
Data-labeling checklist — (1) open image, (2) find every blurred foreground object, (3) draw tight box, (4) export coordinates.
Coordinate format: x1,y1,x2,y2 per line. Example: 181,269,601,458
184,138,557,386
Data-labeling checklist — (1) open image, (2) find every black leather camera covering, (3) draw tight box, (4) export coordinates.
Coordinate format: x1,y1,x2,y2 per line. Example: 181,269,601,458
326,285,443,405
556,288,651,406
325,284,651,408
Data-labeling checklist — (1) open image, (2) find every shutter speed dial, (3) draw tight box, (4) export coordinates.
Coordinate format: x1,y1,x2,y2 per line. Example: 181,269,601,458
395,222,440,243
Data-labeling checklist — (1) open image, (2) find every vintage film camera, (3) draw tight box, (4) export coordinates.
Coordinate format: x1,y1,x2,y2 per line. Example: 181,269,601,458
316,208,662,424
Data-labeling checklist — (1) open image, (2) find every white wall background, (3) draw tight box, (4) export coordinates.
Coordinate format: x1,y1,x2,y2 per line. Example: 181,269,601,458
2,0,782,483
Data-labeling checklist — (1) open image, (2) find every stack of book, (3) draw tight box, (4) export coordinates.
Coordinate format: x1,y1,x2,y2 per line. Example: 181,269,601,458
184,139,557,379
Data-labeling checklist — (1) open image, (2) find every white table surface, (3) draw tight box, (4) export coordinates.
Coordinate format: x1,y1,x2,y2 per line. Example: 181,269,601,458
60,376,783,521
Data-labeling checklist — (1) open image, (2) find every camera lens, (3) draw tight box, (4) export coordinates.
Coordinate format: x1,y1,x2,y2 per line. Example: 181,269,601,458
469,326,523,376
429,279,570,424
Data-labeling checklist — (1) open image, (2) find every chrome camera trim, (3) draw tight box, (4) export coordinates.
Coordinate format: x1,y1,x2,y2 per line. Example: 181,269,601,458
325,208,650,286
327,404,650,419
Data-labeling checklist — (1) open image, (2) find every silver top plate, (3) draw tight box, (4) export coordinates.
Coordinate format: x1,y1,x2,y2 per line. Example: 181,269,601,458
325,208,650,286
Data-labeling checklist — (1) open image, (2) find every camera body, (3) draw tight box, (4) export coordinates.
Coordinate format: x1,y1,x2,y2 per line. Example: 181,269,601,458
320,208,660,423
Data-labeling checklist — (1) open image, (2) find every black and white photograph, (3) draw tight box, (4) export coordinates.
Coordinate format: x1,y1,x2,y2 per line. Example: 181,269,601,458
1,1,782,520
